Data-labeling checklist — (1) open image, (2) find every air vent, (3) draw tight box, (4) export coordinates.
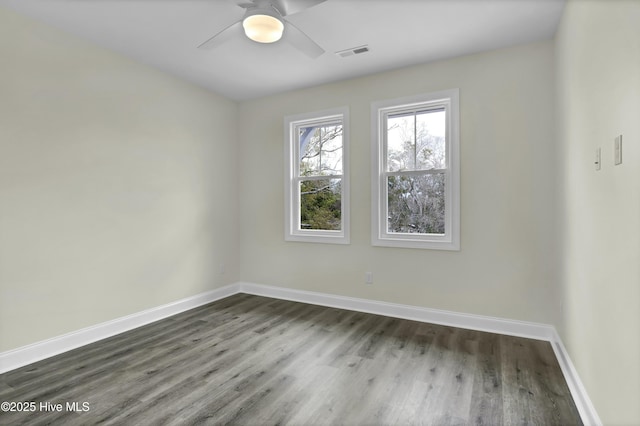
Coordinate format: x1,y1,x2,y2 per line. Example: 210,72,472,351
335,45,370,58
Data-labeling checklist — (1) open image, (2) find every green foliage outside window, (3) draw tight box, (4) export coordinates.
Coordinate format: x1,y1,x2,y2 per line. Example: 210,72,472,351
300,179,341,230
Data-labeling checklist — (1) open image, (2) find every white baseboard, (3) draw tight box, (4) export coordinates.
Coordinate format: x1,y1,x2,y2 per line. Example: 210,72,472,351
0,283,240,374
0,280,600,425
238,281,556,340
550,330,603,426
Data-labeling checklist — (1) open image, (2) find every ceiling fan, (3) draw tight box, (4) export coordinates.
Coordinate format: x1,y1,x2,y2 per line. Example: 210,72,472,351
198,0,327,58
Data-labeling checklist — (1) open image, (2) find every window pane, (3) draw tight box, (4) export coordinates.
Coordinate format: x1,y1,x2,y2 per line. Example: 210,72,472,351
415,110,446,170
300,179,342,230
299,125,343,176
387,114,414,171
387,174,445,234
386,109,445,172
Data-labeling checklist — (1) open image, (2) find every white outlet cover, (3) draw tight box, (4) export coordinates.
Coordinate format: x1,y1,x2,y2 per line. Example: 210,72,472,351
365,272,373,284
614,135,622,165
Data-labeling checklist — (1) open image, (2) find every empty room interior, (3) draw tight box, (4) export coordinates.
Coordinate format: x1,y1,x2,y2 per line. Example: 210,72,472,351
0,0,638,425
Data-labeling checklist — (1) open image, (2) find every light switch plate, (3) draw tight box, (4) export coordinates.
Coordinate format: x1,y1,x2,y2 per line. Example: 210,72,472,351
595,147,601,170
614,135,622,165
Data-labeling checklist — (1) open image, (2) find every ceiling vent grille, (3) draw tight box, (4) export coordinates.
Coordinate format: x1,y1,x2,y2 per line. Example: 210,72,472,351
335,45,370,58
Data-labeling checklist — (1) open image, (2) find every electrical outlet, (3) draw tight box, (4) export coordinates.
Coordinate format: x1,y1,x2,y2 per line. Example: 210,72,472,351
365,272,373,285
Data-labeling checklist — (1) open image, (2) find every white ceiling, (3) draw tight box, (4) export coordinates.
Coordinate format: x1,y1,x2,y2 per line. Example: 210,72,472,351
1,0,565,101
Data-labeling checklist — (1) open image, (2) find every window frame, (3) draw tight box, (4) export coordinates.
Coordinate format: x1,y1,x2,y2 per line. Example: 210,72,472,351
284,106,350,244
371,89,460,250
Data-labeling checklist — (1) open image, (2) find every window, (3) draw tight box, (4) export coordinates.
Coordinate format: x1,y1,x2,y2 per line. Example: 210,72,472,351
285,107,349,244
371,90,459,250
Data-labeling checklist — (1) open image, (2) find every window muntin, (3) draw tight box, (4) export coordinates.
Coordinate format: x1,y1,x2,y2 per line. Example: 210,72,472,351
372,90,459,250
285,108,349,244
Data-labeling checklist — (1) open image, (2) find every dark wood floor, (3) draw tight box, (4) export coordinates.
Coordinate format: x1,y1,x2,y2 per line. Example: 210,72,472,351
0,293,582,425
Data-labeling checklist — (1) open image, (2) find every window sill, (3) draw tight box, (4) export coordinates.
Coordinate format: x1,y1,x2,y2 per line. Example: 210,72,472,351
286,233,350,245
372,235,459,251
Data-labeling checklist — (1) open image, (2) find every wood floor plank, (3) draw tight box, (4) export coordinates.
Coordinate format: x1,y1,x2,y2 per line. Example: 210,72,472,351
0,294,582,425
468,331,504,425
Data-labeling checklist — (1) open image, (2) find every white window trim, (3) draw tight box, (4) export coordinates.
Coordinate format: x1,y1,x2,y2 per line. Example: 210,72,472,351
371,89,460,250
284,106,350,244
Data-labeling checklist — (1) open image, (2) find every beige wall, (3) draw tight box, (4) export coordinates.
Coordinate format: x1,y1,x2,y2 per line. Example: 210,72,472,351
0,8,239,351
556,1,640,423
238,41,560,326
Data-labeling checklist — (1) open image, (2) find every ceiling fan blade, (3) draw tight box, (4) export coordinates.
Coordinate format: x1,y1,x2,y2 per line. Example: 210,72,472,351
197,20,243,50
284,21,324,58
274,0,326,16
237,2,256,9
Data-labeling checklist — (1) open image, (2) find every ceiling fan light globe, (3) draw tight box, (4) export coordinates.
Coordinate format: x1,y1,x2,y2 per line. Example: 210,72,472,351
242,14,284,43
